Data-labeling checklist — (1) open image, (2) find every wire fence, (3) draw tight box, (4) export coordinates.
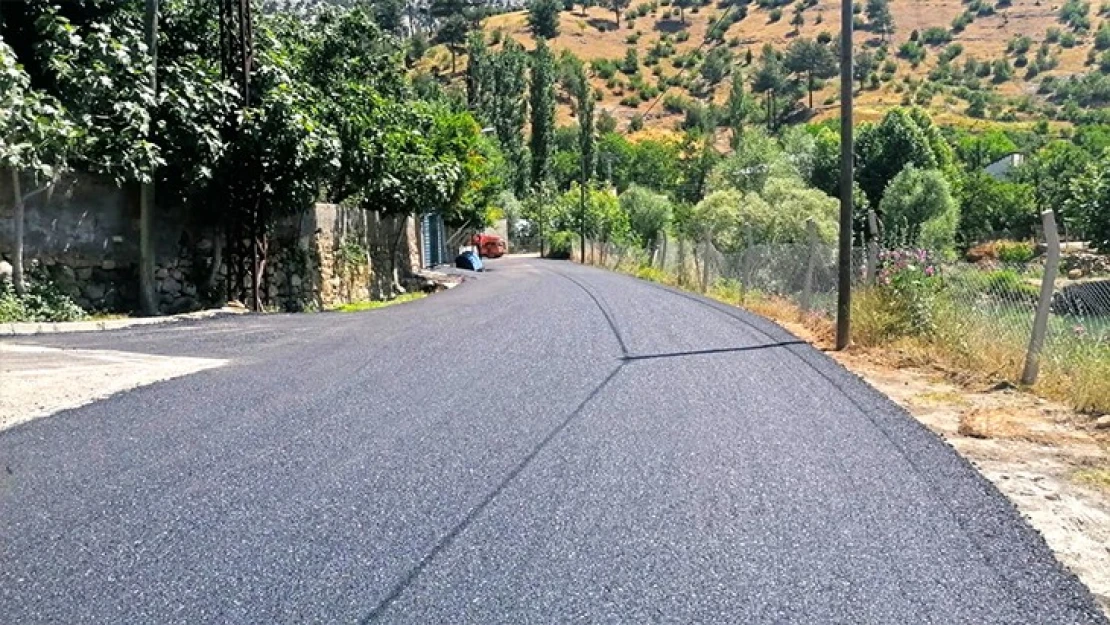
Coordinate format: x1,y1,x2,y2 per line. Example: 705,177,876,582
580,230,1110,412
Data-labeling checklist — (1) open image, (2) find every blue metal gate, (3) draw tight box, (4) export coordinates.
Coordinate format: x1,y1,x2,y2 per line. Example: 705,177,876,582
421,213,446,268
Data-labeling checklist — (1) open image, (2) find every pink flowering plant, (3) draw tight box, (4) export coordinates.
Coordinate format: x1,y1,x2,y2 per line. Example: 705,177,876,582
875,248,943,336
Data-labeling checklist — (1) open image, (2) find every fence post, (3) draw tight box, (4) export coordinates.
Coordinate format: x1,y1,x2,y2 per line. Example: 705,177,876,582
1021,210,1061,386
865,209,879,283
800,218,819,314
700,236,711,293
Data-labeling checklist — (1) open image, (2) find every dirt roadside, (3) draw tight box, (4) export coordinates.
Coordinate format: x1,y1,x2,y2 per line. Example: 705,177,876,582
775,317,1110,615
0,343,226,431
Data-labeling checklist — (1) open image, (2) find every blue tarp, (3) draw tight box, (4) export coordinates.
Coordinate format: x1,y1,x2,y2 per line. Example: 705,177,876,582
455,250,484,272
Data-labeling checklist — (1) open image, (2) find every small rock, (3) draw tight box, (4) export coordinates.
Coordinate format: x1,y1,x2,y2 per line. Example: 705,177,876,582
0,261,12,280
76,267,93,281
101,260,116,271
291,274,303,288
1094,415,1110,430
1067,268,1084,280
161,277,181,295
170,269,183,281
155,267,169,280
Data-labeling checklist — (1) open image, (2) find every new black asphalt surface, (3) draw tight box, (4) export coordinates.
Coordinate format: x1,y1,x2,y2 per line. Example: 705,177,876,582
1,257,1106,624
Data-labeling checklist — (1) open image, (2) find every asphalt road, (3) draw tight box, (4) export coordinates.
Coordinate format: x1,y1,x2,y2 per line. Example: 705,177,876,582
1,256,1106,624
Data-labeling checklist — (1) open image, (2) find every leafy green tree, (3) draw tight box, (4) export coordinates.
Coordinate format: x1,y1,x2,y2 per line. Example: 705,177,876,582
528,0,563,39
725,70,753,148
570,61,596,185
0,40,75,296
437,15,470,74
1066,149,1110,250
854,49,876,90
690,189,743,250
619,184,672,250
1016,140,1092,236
750,176,839,244
529,40,557,188
957,171,1036,244
490,40,530,195
784,37,838,109
879,166,960,250
370,0,406,34
706,128,794,194
856,108,949,213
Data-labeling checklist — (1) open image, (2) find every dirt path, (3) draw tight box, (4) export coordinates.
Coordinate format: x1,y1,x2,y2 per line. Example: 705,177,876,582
0,343,226,431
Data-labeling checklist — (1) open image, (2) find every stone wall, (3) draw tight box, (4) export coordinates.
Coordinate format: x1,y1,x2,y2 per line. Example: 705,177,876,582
1,172,425,314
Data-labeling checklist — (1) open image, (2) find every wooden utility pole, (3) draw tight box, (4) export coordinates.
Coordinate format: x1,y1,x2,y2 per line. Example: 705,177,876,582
836,0,854,350
139,0,159,316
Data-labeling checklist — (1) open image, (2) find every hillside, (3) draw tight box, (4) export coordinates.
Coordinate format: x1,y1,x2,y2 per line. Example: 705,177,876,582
417,0,1109,135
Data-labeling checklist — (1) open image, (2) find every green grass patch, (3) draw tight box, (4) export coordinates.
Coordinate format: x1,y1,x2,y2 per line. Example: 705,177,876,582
329,291,426,313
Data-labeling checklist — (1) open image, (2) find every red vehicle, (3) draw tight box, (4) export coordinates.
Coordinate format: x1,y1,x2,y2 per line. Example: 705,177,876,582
472,233,507,259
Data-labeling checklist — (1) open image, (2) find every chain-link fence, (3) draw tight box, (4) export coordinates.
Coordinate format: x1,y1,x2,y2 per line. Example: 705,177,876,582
580,228,1110,412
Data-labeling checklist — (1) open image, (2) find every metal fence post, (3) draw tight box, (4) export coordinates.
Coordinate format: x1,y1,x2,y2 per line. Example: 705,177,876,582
700,236,711,293
800,219,819,313
1021,210,1061,386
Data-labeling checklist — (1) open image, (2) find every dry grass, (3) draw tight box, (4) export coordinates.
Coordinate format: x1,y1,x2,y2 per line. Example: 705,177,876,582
474,0,1103,133
1073,467,1110,492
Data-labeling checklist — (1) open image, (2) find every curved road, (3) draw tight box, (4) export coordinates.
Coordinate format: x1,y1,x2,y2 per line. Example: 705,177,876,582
0,257,1105,624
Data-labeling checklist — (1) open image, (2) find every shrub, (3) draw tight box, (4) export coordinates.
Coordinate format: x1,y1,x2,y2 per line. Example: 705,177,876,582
874,249,944,336
546,231,577,259
769,8,783,22
0,274,87,323
996,240,1037,263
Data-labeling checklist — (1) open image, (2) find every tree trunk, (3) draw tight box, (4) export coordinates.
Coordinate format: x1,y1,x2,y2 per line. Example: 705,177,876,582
808,74,814,109
10,168,25,296
614,9,620,28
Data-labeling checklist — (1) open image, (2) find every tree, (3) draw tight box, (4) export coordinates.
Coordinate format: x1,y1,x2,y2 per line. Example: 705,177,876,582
748,176,839,244
466,32,492,112
700,47,734,85
529,40,557,188
854,49,876,91
0,41,75,296
856,108,950,214
958,171,1036,245
528,0,562,39
785,38,838,109
878,166,960,250
690,190,744,251
371,0,406,34
571,61,596,185
490,41,530,195
608,0,631,28
1066,149,1110,250
866,0,894,42
619,184,672,250
436,15,470,74
707,128,793,194
751,44,789,130
725,71,752,148
791,4,805,33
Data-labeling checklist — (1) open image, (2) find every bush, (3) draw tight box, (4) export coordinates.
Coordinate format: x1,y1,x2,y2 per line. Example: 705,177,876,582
874,248,944,336
546,231,577,259
0,275,87,323
996,240,1037,263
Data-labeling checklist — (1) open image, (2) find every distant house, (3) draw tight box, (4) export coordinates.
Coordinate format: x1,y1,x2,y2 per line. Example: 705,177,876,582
984,153,1025,181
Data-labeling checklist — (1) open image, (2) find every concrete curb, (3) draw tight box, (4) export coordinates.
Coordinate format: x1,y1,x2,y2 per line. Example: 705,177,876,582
0,307,249,336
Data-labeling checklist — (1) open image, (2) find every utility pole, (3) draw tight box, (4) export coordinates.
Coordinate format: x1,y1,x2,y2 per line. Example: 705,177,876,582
836,0,854,350
139,0,159,316
580,151,587,264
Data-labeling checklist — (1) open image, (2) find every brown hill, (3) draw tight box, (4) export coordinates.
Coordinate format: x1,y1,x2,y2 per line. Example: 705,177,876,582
415,0,1105,135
